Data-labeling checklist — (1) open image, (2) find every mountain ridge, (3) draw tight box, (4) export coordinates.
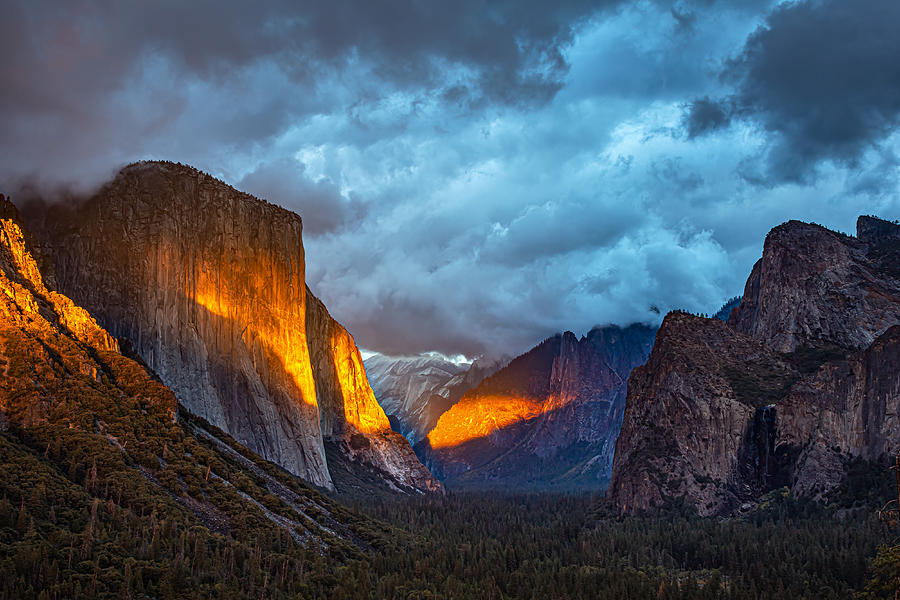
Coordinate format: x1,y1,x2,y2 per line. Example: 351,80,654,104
0,192,399,597
421,323,657,489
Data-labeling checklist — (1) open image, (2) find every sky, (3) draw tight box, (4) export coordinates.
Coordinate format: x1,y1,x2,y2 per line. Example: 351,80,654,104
2,0,899,359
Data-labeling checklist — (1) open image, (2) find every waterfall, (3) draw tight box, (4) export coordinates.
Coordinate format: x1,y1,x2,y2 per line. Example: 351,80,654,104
759,404,777,484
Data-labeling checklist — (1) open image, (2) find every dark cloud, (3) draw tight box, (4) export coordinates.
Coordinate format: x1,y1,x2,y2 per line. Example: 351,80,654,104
237,159,365,236
0,0,613,186
2,0,897,358
478,199,644,266
651,157,704,191
686,0,900,182
684,97,731,138
670,5,697,33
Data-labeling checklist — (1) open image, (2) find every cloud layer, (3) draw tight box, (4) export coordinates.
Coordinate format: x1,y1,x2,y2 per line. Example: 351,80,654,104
688,0,900,183
2,0,898,358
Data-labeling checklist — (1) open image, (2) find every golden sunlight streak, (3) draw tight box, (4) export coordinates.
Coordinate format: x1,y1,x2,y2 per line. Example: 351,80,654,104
330,328,390,434
191,269,319,408
426,395,545,449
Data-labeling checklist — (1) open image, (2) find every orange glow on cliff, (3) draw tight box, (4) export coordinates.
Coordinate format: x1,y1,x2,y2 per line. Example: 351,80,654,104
330,327,390,434
427,395,545,449
0,217,118,353
194,288,228,319
192,270,319,408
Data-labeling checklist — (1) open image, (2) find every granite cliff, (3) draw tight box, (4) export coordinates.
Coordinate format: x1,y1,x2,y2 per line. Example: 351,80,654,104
22,161,438,494
730,218,900,352
305,292,441,493
421,324,656,489
610,216,900,515
0,195,399,596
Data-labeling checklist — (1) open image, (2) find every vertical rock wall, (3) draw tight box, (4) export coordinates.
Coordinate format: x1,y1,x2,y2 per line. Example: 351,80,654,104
24,162,438,493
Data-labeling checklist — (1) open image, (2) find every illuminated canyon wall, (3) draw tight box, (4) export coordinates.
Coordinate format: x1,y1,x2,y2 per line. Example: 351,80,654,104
363,353,510,445
422,325,656,488
24,162,437,493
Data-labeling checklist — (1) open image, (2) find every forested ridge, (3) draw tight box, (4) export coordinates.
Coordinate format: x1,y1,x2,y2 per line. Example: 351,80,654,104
357,479,897,600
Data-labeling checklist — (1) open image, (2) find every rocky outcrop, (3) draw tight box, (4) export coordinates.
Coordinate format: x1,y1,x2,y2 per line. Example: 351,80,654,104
0,195,118,355
423,324,656,489
0,196,399,558
306,290,441,493
610,216,900,514
729,219,900,352
776,325,900,498
0,194,171,430
364,353,467,443
22,161,438,493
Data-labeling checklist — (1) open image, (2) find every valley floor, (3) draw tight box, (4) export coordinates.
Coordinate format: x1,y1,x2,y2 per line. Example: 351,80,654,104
358,488,897,600
2,415,897,599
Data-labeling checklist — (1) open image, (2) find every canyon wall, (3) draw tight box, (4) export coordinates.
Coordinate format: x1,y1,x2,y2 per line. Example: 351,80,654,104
24,162,437,493
610,217,900,514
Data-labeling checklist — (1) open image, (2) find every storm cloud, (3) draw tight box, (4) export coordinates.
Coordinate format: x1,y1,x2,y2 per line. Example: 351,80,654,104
688,0,900,182
1,0,898,358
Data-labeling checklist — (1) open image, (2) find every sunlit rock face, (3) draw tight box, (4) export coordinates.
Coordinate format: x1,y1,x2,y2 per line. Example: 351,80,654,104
0,196,118,355
0,195,158,427
365,354,467,444
307,290,390,437
0,201,396,549
421,324,656,489
363,353,509,444
305,290,442,492
23,162,438,493
610,216,900,515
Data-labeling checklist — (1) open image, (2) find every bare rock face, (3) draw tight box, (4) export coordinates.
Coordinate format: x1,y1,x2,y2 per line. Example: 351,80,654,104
22,162,438,493
0,195,149,427
534,325,658,459
0,200,405,552
729,218,900,352
305,290,441,492
363,353,468,443
776,325,900,499
0,195,118,355
610,216,900,514
609,314,797,516
422,324,656,489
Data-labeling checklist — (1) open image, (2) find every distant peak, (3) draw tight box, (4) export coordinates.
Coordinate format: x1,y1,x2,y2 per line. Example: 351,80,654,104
767,218,847,241
120,159,202,175
99,160,298,224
